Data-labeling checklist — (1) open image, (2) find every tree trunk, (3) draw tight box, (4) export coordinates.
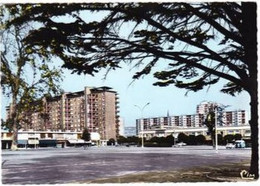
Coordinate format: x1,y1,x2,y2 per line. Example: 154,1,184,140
10,101,18,151
11,120,18,151
242,2,258,179
211,133,215,149
249,92,258,179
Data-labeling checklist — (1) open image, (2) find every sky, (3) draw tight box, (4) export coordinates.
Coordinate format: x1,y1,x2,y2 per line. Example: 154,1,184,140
1,61,251,127
1,2,251,127
58,61,250,127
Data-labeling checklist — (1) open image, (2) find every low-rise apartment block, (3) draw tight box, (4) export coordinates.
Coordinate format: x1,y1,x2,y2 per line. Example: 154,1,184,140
136,101,250,139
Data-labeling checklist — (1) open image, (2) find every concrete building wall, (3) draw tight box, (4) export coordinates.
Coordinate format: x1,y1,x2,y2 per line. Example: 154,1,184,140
47,98,62,131
104,91,117,140
118,118,125,136
66,95,85,131
84,87,119,140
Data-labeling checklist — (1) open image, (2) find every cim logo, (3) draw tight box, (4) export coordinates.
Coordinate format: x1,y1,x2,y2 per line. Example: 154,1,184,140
240,170,255,180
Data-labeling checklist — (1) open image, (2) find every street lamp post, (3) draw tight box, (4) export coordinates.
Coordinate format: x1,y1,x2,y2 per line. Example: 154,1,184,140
134,102,150,148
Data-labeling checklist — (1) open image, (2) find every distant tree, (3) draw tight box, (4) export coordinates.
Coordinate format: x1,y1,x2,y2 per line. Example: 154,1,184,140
217,134,224,145
81,128,91,141
224,134,235,144
188,135,196,145
1,119,12,131
234,134,242,140
177,133,189,143
158,137,167,144
147,136,173,147
117,135,127,144
204,111,216,147
6,2,258,178
39,98,50,131
107,138,115,146
0,7,63,150
195,135,206,145
149,136,167,144
127,136,140,144
149,136,159,143
165,135,175,145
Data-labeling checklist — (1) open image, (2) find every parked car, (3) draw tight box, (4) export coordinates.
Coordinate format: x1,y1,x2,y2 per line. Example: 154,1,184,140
235,140,246,148
226,143,236,149
174,142,187,147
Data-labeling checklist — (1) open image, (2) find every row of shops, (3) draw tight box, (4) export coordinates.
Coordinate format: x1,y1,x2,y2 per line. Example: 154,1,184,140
1,130,107,149
2,138,91,149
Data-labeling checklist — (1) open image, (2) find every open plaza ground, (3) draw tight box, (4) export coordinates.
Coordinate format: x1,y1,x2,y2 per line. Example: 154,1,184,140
1,145,253,184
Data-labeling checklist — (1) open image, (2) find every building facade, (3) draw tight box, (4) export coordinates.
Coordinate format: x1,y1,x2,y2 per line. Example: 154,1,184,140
196,101,219,115
6,86,120,141
118,118,125,136
136,101,249,140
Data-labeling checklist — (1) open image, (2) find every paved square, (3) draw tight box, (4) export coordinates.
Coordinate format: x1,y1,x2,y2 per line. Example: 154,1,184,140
1,146,251,184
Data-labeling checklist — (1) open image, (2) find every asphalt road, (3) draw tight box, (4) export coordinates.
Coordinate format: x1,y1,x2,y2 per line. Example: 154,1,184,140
1,146,251,184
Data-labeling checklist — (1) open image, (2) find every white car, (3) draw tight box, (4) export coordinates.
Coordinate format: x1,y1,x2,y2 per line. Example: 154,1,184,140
226,143,236,149
174,142,187,147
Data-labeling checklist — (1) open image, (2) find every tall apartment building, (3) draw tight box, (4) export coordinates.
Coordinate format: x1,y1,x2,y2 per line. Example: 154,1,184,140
196,101,218,115
6,86,120,140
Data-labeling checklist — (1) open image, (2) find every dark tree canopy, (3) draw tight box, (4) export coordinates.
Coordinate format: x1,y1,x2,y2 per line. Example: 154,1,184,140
81,128,91,141
195,134,206,145
4,2,258,178
204,111,215,135
5,3,255,96
177,132,188,143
